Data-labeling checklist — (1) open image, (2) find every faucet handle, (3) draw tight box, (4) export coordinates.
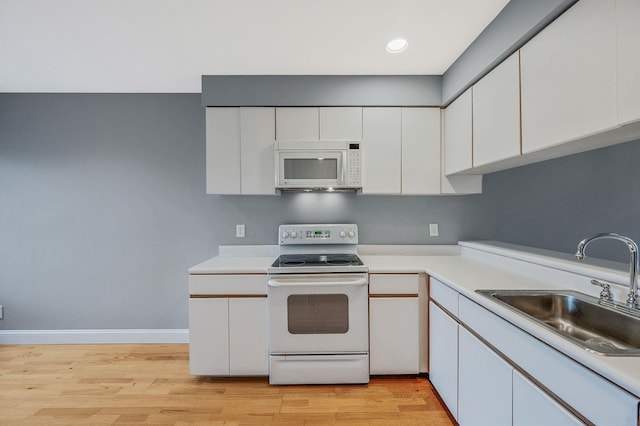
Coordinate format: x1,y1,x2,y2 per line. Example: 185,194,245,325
591,279,614,302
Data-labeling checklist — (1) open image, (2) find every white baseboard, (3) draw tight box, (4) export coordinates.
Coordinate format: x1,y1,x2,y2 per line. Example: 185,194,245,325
0,329,189,345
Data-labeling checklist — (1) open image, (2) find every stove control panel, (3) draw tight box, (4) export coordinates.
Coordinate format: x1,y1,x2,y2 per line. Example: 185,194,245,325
279,224,358,245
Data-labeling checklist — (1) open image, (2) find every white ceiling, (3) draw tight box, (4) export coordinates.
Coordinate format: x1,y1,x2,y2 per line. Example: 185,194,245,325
0,0,510,93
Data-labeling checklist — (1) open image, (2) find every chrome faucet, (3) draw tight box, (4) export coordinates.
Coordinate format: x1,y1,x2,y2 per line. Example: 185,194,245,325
575,233,639,309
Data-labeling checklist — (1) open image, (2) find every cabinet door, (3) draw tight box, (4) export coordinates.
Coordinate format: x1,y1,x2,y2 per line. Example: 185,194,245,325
520,0,617,154
513,370,583,426
458,327,512,426
362,108,402,194
188,298,229,375
319,107,363,140
473,51,521,167
240,108,276,195
369,297,419,374
229,298,268,375
275,108,319,140
205,108,241,194
617,0,640,125
444,88,473,175
401,108,441,195
428,301,459,420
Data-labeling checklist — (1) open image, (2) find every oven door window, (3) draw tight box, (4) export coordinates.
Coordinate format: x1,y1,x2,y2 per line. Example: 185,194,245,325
287,294,349,334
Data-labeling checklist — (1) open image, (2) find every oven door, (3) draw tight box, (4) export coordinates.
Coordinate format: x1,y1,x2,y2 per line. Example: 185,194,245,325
267,273,368,354
276,150,345,188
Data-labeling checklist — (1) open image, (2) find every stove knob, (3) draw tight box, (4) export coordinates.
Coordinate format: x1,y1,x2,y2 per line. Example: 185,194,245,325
290,231,298,238
281,231,289,239
348,230,356,238
339,231,347,238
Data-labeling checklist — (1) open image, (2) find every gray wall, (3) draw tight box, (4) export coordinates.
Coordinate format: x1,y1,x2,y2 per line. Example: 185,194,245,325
201,75,443,107
483,140,640,264
2,94,637,331
0,93,493,330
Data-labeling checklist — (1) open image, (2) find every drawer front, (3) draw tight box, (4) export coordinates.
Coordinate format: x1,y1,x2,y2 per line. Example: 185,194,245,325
369,273,419,295
429,277,459,316
189,274,267,295
459,296,639,426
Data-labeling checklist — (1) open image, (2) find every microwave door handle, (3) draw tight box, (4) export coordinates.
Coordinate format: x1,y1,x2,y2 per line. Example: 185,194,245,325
267,277,368,288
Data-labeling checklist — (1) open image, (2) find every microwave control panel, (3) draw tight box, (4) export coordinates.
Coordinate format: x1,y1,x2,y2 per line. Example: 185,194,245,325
346,144,361,187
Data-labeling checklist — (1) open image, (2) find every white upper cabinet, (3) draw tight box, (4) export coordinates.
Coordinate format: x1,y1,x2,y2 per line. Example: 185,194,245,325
473,51,521,167
275,108,319,140
444,89,473,175
206,107,276,195
616,0,640,126
362,108,402,194
401,108,442,195
276,107,363,141
206,108,241,194
319,107,363,140
520,0,617,154
240,108,276,195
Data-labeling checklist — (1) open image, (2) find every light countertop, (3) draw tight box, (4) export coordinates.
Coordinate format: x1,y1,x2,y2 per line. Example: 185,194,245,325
187,241,640,397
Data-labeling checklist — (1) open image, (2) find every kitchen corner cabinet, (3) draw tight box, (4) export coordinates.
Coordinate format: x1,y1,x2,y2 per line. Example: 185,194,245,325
443,89,473,175
205,107,276,195
188,274,268,376
369,274,419,374
472,51,521,167
520,0,617,154
616,0,640,126
428,301,458,419
275,107,363,141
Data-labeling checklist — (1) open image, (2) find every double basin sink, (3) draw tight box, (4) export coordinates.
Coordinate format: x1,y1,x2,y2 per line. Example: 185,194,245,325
476,289,640,356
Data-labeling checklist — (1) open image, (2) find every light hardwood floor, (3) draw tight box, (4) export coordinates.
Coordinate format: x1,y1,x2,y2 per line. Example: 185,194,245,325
0,344,454,425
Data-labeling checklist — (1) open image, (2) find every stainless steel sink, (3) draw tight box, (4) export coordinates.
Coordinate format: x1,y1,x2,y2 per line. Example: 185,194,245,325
476,289,640,356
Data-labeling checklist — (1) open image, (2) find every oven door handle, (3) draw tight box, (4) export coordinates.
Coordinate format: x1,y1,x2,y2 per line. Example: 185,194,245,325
267,277,368,288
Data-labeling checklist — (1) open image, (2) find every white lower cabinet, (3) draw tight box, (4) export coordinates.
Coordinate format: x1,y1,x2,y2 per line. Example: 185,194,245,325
189,298,229,375
458,327,512,426
369,274,420,374
428,301,459,420
428,277,639,425
228,298,269,375
512,371,583,426
189,296,268,376
369,297,419,374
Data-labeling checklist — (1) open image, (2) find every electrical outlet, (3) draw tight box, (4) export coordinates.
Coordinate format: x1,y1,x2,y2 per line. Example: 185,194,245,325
429,223,439,237
236,224,245,238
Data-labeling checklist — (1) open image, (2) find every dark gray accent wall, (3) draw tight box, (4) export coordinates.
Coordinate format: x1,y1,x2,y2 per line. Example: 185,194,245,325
201,75,443,107
442,0,577,104
0,93,492,330
483,140,640,263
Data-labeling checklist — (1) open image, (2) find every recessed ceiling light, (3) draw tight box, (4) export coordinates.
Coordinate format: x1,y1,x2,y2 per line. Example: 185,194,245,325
386,38,408,53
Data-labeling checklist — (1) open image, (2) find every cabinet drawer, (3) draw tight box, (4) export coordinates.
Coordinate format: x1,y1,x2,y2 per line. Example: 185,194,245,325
369,274,419,295
189,274,267,295
429,278,458,316
459,296,639,426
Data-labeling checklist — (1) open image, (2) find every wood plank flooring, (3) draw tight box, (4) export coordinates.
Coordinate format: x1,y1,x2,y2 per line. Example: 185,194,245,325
0,344,454,425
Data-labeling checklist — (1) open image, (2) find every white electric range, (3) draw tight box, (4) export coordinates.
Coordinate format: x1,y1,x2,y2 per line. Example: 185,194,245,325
267,224,369,385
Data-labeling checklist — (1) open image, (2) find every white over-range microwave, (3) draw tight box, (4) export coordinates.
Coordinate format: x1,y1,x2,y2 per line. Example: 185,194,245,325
274,140,362,191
